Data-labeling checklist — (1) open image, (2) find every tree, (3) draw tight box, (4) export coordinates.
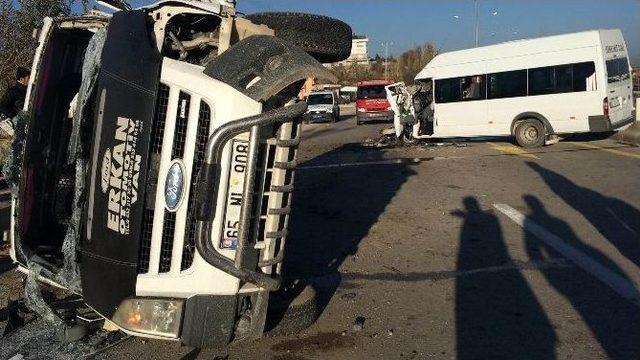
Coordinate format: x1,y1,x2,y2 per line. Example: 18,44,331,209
330,42,439,85
394,43,439,83
0,0,77,94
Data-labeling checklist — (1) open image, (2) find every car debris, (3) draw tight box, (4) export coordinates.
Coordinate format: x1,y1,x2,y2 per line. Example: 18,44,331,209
6,0,352,349
358,81,434,148
352,316,366,331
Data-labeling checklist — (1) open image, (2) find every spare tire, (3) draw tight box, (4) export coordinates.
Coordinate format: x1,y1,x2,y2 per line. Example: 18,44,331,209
244,12,353,63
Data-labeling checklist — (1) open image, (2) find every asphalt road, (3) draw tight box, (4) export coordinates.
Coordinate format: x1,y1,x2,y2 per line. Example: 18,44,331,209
2,109,640,359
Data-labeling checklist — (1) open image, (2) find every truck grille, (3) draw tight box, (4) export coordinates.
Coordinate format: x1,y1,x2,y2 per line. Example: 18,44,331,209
181,102,211,270
151,84,170,154
138,83,170,274
138,83,207,275
138,81,299,277
138,209,155,273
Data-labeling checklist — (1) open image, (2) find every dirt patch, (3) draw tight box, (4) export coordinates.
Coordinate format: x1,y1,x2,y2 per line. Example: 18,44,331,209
271,354,311,360
271,332,355,355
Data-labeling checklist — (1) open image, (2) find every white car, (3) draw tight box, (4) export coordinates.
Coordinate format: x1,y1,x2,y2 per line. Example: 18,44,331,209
305,91,340,123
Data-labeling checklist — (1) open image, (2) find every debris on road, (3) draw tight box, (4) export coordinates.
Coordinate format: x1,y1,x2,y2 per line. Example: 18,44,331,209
352,316,366,331
340,292,357,301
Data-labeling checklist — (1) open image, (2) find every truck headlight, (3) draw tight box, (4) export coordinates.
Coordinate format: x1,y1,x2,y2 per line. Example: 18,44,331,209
357,108,366,112
112,298,184,338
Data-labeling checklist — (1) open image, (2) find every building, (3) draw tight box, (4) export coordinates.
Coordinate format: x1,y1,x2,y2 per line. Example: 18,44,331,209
329,35,370,67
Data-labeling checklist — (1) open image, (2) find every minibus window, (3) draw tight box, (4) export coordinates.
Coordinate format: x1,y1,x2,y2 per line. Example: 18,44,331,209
461,75,486,101
529,66,555,95
573,62,596,91
606,57,630,84
554,65,573,93
435,78,461,103
488,70,527,99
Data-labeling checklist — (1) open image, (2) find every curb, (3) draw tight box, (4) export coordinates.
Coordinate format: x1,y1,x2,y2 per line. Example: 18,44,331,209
614,121,640,146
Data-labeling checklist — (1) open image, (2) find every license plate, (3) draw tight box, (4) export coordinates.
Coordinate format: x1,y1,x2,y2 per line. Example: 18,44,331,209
610,97,620,108
221,140,249,249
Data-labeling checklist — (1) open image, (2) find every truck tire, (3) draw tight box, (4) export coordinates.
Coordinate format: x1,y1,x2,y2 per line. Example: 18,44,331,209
514,119,546,148
266,284,318,336
244,12,352,63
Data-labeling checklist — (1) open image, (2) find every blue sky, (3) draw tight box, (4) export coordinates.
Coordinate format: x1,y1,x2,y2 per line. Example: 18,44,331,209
123,0,639,65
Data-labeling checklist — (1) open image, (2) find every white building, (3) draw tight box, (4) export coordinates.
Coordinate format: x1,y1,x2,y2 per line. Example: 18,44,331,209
329,35,370,67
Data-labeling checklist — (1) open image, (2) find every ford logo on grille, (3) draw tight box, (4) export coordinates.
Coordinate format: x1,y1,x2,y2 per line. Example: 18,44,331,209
165,160,186,212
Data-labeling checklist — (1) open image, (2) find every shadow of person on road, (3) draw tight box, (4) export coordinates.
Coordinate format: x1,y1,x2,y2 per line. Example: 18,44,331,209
527,162,640,269
265,144,416,332
523,195,640,359
453,197,556,360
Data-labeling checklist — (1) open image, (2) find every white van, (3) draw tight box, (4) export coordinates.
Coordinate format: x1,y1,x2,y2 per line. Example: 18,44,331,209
413,29,634,147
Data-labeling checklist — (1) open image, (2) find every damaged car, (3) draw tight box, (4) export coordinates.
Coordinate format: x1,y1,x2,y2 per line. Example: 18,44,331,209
7,0,352,347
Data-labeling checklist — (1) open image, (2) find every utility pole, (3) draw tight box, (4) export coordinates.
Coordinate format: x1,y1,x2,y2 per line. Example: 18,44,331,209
381,41,392,80
474,0,480,47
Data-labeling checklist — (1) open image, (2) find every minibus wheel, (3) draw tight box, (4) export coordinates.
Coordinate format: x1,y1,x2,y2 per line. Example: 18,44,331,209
514,119,545,148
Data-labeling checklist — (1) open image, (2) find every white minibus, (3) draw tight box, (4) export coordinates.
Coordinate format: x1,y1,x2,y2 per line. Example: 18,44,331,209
413,29,634,147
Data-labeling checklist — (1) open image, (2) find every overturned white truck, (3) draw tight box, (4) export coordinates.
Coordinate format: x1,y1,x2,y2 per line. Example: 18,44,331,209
7,0,351,347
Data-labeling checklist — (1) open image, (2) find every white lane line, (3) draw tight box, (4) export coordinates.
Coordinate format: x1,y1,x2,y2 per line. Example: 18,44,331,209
494,203,640,307
606,207,638,236
298,158,420,170
297,156,463,170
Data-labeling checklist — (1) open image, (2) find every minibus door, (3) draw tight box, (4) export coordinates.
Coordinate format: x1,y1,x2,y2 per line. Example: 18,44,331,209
605,57,632,125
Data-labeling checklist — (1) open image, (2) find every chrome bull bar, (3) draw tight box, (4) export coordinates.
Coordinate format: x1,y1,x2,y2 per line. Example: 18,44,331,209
194,101,307,291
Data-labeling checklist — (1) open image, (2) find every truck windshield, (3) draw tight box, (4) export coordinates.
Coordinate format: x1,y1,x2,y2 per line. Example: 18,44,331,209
606,57,630,84
357,86,386,99
307,93,334,105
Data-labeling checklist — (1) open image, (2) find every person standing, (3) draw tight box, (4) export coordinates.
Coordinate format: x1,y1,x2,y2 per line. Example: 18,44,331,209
0,67,30,120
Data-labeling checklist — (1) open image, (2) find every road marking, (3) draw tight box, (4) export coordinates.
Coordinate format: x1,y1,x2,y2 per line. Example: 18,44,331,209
606,207,638,236
488,142,540,159
494,203,640,307
571,142,640,159
298,157,424,170
306,259,572,286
